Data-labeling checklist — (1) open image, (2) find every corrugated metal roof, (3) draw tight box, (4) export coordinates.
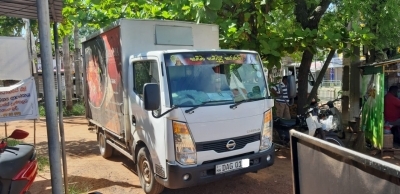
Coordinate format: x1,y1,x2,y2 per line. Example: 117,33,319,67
0,0,63,22
359,58,400,68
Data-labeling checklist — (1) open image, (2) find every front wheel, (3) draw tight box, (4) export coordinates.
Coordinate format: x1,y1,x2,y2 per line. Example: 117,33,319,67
325,135,345,147
137,147,165,194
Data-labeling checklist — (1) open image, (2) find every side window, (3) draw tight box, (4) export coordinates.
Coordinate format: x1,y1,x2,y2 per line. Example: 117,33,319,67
133,60,160,98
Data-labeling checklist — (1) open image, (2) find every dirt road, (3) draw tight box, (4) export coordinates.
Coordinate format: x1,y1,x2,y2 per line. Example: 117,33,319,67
1,117,293,194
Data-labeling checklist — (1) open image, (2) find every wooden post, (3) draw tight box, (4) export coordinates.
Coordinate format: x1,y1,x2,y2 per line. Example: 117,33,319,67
4,123,7,138
350,46,361,122
341,21,352,127
342,64,350,124
34,119,36,147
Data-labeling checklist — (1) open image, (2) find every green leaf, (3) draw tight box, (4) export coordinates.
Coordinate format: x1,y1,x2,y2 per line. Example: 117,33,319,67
231,0,241,4
205,8,218,22
260,0,267,5
244,13,251,22
271,50,281,57
161,11,171,19
92,0,101,5
206,0,222,11
294,29,305,37
268,40,280,50
352,22,360,31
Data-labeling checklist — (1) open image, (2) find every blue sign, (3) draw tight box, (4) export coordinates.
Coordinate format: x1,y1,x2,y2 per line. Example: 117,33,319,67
330,68,334,80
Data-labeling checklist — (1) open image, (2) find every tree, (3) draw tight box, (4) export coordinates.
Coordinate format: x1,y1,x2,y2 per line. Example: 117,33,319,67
63,36,73,111
0,17,39,37
60,0,400,114
0,16,25,36
74,24,83,99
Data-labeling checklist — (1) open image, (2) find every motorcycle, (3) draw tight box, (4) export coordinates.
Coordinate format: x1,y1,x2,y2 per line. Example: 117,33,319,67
0,129,38,194
273,98,345,148
317,97,345,139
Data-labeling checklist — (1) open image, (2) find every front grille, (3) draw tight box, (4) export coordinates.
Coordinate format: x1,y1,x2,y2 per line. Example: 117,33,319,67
196,134,260,153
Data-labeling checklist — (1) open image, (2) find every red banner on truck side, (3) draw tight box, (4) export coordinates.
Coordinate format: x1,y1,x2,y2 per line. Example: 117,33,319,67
83,27,124,134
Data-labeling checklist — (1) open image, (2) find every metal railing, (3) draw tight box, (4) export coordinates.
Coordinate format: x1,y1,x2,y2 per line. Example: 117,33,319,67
320,80,342,87
318,88,340,103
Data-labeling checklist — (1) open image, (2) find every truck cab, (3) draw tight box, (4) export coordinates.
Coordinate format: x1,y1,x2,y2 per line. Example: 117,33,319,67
130,50,274,190
282,64,315,94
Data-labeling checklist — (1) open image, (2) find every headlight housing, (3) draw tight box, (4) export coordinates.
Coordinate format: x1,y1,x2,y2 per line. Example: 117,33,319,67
260,109,273,151
173,121,197,165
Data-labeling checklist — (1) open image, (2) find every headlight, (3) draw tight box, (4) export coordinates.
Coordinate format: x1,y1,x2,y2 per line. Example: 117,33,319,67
260,109,273,151
173,121,197,165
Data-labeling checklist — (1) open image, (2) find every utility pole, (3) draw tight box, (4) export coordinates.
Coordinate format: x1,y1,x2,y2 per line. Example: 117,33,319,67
36,0,63,193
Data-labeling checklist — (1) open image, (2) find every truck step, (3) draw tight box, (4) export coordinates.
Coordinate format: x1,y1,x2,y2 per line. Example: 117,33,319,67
106,140,134,161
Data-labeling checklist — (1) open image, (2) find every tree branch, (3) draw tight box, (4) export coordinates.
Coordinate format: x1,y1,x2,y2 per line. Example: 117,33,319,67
294,0,309,28
294,0,332,30
307,0,332,29
306,49,336,104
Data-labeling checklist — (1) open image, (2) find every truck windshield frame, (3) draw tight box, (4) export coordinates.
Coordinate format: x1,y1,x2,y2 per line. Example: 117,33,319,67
163,51,268,107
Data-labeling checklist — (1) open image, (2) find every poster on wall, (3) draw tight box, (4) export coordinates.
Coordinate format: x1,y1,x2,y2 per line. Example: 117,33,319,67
361,73,384,149
0,77,39,122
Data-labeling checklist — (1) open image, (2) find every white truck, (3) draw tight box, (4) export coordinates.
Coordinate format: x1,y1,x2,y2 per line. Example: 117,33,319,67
82,19,281,194
281,63,314,94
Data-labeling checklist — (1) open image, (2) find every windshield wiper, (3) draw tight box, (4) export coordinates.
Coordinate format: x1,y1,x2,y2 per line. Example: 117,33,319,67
185,100,233,114
152,105,179,118
229,97,266,109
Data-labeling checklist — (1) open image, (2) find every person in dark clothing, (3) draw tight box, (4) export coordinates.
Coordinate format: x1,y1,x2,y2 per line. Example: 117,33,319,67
180,66,198,91
384,86,400,143
384,86,400,126
271,76,290,119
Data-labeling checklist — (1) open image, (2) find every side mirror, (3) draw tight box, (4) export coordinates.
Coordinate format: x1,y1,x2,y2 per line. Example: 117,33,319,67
9,129,29,140
286,75,297,99
143,83,160,111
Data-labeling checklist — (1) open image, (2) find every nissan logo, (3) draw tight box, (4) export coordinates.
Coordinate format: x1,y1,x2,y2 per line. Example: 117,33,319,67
226,140,236,150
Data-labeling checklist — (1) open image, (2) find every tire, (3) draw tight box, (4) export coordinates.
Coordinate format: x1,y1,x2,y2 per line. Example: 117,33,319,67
137,147,165,194
272,128,282,144
98,131,113,158
273,128,290,147
325,135,345,147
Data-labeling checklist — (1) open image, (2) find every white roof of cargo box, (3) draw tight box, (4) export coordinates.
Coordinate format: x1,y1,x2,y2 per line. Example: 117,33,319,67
82,19,221,60
81,19,219,43
161,49,259,54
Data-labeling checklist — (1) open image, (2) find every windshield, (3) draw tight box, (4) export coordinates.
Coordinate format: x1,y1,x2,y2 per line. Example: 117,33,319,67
164,52,268,107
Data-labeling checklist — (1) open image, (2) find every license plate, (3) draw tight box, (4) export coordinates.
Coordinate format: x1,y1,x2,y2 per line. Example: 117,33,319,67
215,159,250,174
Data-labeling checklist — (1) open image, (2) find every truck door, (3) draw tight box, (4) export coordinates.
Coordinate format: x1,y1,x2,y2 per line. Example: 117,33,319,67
128,57,167,178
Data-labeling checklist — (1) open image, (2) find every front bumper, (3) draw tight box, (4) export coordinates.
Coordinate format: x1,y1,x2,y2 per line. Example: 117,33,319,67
156,146,275,189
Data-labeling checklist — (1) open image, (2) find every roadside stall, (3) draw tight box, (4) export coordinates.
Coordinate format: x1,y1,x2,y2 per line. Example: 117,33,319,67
359,58,400,151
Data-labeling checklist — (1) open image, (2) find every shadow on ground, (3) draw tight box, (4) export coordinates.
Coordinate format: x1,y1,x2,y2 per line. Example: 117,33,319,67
36,116,88,125
30,175,141,194
35,139,99,158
